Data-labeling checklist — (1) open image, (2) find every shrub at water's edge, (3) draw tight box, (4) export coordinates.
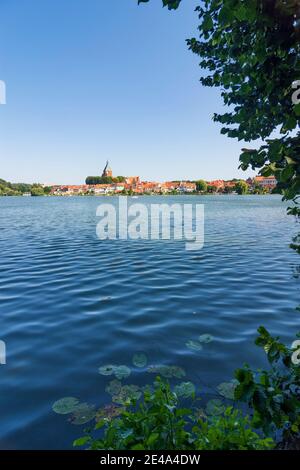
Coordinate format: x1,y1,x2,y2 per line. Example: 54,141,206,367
74,378,274,451
66,328,300,450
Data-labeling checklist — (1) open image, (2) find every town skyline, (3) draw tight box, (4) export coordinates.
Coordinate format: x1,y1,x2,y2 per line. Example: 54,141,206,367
0,0,256,186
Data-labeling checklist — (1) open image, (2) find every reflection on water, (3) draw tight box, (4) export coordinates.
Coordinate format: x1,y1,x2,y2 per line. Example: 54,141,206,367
0,195,299,449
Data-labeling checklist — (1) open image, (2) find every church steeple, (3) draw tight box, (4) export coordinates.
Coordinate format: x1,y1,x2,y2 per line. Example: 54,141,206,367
102,160,113,178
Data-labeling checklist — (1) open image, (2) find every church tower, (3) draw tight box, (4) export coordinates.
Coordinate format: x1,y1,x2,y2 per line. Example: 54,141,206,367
102,160,113,178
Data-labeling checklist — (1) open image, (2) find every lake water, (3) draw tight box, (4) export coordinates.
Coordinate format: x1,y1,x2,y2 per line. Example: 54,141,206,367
0,195,299,449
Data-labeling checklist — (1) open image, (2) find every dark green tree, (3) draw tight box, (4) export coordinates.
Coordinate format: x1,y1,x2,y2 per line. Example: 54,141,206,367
234,180,249,195
195,179,208,192
140,0,300,209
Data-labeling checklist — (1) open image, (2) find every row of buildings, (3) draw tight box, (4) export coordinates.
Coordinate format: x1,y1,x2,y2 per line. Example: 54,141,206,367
49,162,278,196
208,176,277,191
50,179,197,196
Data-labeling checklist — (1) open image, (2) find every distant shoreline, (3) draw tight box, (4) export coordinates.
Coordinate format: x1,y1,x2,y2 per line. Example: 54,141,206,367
0,192,281,198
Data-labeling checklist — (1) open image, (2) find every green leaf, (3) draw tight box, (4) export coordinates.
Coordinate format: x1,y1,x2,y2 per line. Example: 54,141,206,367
186,340,203,352
52,397,80,415
105,379,122,396
174,381,196,398
132,353,148,368
217,381,238,400
294,103,300,116
73,436,90,447
205,399,225,416
112,385,142,405
114,365,131,380
98,365,116,376
199,334,214,344
69,403,96,425
202,15,213,32
146,432,160,446
147,364,185,378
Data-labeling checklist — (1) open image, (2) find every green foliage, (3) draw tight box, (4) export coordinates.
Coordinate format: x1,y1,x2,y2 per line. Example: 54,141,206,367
141,1,300,206
187,0,300,205
195,179,208,192
234,327,300,438
30,185,46,196
234,180,249,195
99,364,131,380
0,178,37,196
138,0,182,10
73,378,273,450
86,176,113,185
207,184,217,193
86,176,126,185
192,407,274,450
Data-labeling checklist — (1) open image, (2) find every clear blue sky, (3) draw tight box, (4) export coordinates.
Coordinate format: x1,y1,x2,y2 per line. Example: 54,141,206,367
0,0,255,184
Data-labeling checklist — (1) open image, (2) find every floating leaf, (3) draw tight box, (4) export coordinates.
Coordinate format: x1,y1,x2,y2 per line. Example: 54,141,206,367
186,340,203,352
170,366,186,379
205,399,225,416
112,385,141,405
217,380,238,400
105,379,122,396
69,403,96,425
174,382,195,398
96,404,124,422
98,365,116,376
132,353,148,368
147,364,185,378
99,364,131,380
52,397,80,415
193,408,208,421
199,334,214,344
114,365,131,380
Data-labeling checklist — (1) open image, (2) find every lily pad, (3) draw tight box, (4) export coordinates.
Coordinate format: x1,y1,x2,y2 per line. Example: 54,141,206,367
105,379,122,396
194,408,208,421
147,364,185,378
114,365,131,380
96,404,124,422
52,397,80,415
98,365,116,376
69,403,96,425
174,382,196,398
205,399,225,416
186,340,203,352
217,380,238,400
99,364,131,380
199,334,214,344
170,366,186,379
112,385,142,405
132,353,147,368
